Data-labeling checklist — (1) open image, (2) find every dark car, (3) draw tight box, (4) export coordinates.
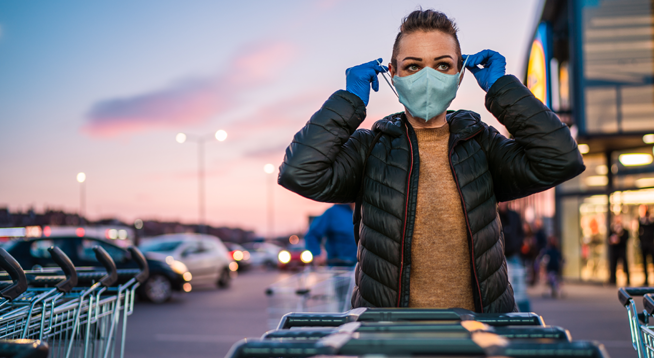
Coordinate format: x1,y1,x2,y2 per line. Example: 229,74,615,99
3,236,190,303
223,242,251,271
277,244,313,270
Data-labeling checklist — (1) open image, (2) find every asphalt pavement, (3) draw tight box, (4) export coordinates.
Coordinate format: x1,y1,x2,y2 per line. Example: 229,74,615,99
124,269,637,358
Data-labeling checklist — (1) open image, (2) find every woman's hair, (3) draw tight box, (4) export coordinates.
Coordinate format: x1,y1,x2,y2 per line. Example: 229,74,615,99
391,9,462,71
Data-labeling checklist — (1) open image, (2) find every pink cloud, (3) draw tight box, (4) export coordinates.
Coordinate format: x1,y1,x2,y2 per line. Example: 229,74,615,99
82,41,297,138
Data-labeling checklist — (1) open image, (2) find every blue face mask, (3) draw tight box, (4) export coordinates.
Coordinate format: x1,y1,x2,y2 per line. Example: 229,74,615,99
385,58,466,122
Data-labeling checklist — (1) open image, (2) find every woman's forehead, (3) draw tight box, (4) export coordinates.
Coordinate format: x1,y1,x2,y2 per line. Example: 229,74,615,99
396,31,458,61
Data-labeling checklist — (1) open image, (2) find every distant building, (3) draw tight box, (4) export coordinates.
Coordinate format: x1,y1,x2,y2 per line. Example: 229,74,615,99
521,0,654,283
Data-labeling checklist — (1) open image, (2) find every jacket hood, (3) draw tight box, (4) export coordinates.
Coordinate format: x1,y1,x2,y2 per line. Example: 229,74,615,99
372,110,486,140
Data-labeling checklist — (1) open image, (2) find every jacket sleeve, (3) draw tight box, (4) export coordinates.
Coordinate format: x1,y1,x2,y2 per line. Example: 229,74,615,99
479,75,585,201
278,90,374,203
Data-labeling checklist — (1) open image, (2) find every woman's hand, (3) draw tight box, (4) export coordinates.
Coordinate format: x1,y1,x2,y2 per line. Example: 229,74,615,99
463,50,506,93
345,58,388,106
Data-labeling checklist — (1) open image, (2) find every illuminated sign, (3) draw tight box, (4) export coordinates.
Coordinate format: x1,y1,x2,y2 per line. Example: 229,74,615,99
527,23,551,108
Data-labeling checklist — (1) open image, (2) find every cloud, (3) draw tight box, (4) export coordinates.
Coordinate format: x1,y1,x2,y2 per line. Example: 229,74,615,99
82,41,296,137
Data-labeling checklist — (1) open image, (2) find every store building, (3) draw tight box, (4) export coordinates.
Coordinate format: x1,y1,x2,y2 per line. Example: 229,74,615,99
524,0,654,283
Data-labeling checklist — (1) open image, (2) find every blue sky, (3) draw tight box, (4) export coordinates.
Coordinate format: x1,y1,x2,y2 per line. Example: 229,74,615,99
0,0,541,235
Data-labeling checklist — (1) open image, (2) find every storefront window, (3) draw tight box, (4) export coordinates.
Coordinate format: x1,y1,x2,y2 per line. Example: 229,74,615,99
582,0,654,134
559,153,607,192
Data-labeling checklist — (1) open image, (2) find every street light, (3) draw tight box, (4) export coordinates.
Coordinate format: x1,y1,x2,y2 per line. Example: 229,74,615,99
175,130,227,233
76,172,86,226
264,164,275,240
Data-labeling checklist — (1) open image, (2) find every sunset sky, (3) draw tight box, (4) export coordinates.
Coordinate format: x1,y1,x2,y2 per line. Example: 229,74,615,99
0,0,541,237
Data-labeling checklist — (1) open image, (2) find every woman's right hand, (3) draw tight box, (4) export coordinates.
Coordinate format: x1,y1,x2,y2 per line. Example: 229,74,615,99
345,58,388,106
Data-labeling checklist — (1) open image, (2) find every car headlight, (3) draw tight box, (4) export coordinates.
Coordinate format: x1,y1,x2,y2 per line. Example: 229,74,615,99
300,250,313,264
169,260,188,275
278,250,291,264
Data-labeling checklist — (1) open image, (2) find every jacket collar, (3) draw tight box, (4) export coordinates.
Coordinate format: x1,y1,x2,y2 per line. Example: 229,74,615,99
373,110,485,141
446,110,485,142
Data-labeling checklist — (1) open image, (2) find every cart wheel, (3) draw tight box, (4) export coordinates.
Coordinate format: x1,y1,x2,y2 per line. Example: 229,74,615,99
217,268,231,289
142,274,173,303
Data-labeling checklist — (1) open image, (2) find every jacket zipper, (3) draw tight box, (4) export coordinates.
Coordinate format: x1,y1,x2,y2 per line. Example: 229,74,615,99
397,126,415,307
448,130,484,313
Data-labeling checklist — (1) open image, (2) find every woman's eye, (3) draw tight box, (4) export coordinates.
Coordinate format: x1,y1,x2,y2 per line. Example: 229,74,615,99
437,63,450,71
407,64,419,72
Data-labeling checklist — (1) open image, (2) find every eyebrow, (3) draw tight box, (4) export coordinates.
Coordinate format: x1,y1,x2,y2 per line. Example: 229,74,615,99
402,55,454,62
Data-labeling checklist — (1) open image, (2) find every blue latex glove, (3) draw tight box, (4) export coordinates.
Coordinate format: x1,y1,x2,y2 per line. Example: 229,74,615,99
345,58,388,106
463,50,506,92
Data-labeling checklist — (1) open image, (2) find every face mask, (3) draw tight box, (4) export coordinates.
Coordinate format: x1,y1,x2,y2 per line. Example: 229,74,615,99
381,58,466,122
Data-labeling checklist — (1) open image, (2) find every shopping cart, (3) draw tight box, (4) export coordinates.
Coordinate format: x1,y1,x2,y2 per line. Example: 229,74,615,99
638,293,654,358
0,339,49,358
227,330,609,358
262,320,572,341
275,307,545,330
0,245,148,358
618,287,654,358
264,268,355,329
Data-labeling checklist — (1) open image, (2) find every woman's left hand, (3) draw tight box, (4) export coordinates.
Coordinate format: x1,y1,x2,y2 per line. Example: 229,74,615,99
463,50,506,93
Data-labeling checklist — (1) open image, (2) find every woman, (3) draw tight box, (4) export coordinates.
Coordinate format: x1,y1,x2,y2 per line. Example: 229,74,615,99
278,9,584,313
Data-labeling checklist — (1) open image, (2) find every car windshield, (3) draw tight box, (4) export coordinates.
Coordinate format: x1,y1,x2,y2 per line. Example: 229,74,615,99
140,240,183,253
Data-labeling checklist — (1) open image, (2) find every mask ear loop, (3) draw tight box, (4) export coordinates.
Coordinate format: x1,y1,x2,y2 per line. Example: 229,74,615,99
458,56,469,89
376,59,399,98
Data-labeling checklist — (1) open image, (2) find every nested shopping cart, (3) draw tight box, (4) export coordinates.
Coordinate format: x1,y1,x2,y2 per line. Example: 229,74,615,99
0,244,148,358
264,268,355,329
226,306,610,358
618,287,654,358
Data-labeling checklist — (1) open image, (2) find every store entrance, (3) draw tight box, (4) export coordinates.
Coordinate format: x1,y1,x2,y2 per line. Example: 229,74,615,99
574,189,654,285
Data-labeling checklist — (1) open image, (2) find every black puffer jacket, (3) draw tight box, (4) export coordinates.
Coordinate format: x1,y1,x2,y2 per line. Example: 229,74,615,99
279,75,585,313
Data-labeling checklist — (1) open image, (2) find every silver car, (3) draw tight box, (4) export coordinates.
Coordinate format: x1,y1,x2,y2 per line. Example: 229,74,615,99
139,233,235,290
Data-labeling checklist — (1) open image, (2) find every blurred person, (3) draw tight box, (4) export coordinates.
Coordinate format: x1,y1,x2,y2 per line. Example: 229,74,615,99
531,218,548,284
540,236,563,298
278,9,585,312
520,222,539,286
533,218,547,254
639,205,654,286
608,215,630,286
499,202,524,259
499,202,529,311
304,204,357,267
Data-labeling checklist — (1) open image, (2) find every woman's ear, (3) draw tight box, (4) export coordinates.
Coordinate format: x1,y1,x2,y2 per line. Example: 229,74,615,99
388,62,395,83
458,68,465,86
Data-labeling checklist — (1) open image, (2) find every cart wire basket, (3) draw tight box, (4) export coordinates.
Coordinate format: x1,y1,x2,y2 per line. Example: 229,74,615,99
0,244,149,358
264,268,355,329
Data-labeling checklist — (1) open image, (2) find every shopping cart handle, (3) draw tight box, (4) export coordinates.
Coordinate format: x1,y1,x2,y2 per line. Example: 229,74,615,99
225,339,329,358
618,287,654,306
0,248,27,300
127,246,149,284
48,247,78,293
644,294,654,316
93,246,118,287
0,339,49,358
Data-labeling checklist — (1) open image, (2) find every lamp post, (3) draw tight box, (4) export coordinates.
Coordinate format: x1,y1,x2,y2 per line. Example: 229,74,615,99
176,130,227,233
263,164,275,241
76,172,86,225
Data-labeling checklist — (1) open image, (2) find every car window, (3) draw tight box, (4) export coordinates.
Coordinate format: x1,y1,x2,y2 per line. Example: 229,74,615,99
211,240,227,257
140,240,183,253
181,242,203,257
79,239,126,264
30,239,69,259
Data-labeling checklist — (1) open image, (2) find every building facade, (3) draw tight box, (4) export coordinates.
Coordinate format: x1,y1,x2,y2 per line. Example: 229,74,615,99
525,0,654,283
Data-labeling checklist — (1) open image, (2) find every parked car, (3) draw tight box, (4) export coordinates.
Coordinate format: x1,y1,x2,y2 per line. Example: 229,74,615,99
277,244,313,270
242,242,281,269
3,236,190,304
223,242,251,271
139,233,235,287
